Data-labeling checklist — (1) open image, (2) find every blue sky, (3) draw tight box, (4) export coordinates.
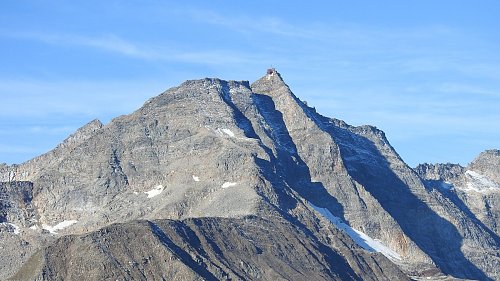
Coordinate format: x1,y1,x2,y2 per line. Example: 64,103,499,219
1,1,499,167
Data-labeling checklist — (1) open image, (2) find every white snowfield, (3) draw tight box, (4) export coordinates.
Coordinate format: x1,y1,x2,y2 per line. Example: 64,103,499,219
222,182,238,188
310,203,401,261
42,220,78,234
145,185,164,198
192,175,200,182
461,170,499,193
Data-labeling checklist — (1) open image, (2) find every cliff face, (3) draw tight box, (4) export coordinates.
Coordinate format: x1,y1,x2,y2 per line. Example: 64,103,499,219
1,70,498,280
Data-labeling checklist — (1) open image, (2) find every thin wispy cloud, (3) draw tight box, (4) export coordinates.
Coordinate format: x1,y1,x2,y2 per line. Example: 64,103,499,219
0,31,149,57
187,8,459,49
0,30,270,66
0,79,165,118
0,144,41,154
438,83,500,98
0,126,75,136
188,9,321,39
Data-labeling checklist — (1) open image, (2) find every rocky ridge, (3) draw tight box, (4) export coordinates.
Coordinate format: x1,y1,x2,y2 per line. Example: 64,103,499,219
415,149,500,237
0,70,498,280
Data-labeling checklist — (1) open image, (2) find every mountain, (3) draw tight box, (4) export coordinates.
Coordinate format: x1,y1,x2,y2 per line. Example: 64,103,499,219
1,69,498,280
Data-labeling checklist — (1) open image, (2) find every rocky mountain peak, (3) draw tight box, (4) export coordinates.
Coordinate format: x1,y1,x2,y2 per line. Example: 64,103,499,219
0,71,499,281
141,77,253,114
251,68,291,97
414,162,465,182
468,149,500,185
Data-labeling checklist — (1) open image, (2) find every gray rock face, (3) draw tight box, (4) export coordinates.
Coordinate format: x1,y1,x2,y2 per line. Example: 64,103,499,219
1,70,498,280
0,181,45,280
414,163,465,183
10,216,410,281
416,149,500,239
469,150,500,185
0,181,35,225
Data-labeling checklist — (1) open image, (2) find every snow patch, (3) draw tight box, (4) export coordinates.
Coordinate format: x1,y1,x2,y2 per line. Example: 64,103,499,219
42,220,78,234
310,203,401,261
222,182,237,188
1,222,20,234
12,224,20,234
440,181,454,190
221,128,235,137
192,175,200,182
462,170,499,193
30,225,38,230
145,185,164,198
205,126,237,138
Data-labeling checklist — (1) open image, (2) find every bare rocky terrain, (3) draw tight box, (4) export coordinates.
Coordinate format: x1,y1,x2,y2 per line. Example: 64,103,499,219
1,70,498,280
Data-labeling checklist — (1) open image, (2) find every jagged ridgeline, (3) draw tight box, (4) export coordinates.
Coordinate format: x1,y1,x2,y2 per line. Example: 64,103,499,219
1,69,498,280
